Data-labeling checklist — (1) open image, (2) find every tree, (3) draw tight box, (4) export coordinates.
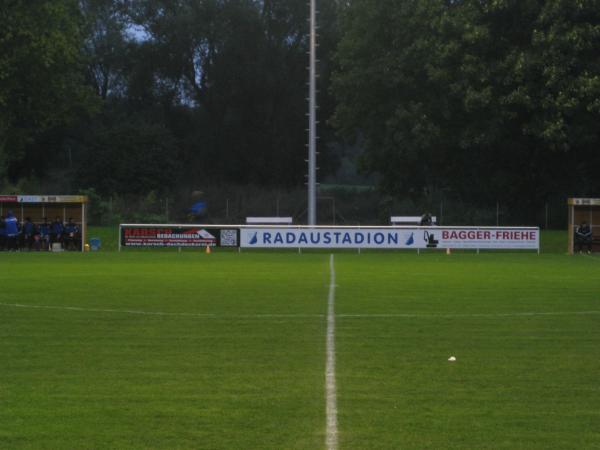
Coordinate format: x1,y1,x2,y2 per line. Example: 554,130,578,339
76,115,180,195
0,0,97,185
332,0,600,213
129,0,340,187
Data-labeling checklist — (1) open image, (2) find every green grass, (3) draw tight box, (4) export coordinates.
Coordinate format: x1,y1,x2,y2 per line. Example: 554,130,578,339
1,247,599,449
335,253,600,449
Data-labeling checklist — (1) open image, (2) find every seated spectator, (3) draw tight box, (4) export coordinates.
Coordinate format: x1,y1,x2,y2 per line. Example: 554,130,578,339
575,221,593,254
31,223,42,251
38,218,50,251
4,210,20,251
22,217,35,251
51,216,64,247
63,218,80,251
420,212,433,226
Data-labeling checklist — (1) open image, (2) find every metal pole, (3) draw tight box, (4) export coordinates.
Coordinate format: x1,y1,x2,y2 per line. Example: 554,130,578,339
307,0,317,226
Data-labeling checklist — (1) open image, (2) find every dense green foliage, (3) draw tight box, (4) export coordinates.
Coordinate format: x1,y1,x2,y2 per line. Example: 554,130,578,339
0,0,340,195
1,251,599,448
333,0,600,216
0,0,97,183
1,1,600,222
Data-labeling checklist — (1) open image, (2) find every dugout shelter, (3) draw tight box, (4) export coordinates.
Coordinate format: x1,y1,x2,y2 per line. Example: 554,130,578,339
0,195,88,252
568,198,600,254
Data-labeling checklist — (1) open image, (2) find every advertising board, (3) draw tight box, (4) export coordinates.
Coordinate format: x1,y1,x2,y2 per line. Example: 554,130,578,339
121,225,239,248
240,227,539,250
0,195,86,203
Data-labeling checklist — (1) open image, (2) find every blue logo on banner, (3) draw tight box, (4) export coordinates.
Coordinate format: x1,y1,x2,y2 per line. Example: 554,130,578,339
249,232,258,245
405,232,414,246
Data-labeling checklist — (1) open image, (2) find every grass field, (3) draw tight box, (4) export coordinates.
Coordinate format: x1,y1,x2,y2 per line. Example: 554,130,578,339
1,231,600,449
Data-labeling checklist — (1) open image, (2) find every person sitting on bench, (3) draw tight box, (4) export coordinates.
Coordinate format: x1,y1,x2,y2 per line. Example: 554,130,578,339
63,218,80,251
51,216,64,247
22,217,35,251
39,218,50,250
575,221,593,253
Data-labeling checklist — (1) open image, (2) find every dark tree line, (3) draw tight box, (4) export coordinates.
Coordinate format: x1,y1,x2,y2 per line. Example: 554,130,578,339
1,0,600,221
332,0,600,217
0,0,340,196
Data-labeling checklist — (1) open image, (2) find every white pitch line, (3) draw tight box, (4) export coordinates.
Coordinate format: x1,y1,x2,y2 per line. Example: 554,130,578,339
1,303,598,320
0,303,217,318
0,303,327,319
326,254,338,450
337,311,600,319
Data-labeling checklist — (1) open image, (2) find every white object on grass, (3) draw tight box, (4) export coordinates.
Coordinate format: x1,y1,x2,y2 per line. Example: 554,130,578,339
448,356,457,362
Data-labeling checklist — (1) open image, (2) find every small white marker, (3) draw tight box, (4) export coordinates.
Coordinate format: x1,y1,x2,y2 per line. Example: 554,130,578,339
448,356,456,362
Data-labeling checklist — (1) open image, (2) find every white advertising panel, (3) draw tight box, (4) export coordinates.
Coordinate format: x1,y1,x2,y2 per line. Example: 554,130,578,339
240,227,539,250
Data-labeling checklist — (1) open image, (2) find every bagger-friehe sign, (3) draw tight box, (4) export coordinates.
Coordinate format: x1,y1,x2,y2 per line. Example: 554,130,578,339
240,227,539,250
121,225,239,248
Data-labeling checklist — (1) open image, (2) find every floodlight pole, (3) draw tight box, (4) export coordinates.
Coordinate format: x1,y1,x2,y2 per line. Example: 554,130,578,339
307,0,317,226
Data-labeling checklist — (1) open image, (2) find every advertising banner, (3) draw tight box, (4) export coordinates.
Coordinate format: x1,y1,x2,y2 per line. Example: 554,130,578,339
0,195,87,203
240,227,539,250
121,225,239,248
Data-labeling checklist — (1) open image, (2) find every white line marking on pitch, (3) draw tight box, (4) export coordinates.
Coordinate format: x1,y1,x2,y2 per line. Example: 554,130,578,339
337,311,600,318
1,303,598,321
326,254,338,450
0,303,217,318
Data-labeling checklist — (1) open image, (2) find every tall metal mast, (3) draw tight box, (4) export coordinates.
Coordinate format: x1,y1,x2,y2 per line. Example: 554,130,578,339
307,0,317,225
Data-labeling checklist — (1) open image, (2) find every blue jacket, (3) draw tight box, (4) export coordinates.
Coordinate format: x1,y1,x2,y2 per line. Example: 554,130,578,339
51,221,64,235
65,223,79,235
39,223,50,237
23,221,35,235
5,215,19,236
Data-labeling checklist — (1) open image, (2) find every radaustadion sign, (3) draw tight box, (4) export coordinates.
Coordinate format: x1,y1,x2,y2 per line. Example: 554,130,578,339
240,227,539,250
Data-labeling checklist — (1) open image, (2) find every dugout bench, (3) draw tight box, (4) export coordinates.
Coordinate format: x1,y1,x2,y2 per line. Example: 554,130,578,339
0,195,88,252
568,198,600,254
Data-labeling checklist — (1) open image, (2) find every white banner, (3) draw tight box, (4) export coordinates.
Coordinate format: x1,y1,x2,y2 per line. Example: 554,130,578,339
240,227,539,250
